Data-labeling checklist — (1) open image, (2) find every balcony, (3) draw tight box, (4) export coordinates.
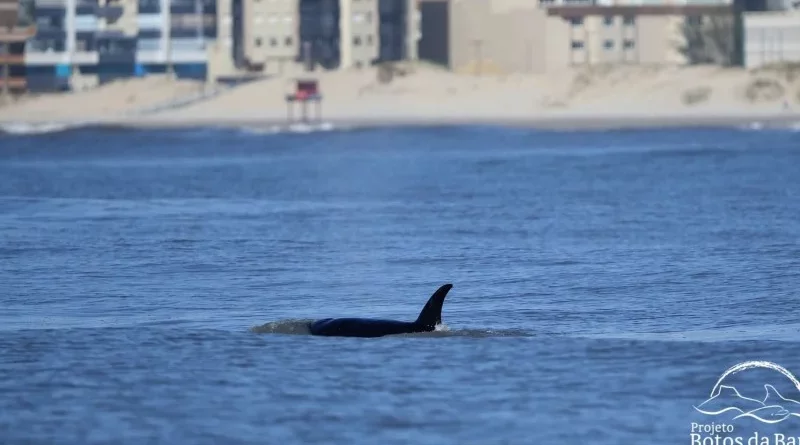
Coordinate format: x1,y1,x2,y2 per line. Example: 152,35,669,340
95,4,124,20
0,26,36,42
0,77,27,90
539,0,597,6
24,50,70,65
0,53,25,64
541,0,732,6
608,0,732,4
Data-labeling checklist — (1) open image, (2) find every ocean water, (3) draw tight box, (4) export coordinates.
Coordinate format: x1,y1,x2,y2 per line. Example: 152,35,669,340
1,124,800,444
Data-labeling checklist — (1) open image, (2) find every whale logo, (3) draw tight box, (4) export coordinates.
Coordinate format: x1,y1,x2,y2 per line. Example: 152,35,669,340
694,361,800,424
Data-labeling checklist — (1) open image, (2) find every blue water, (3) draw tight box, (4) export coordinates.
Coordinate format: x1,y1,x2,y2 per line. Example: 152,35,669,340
1,125,800,444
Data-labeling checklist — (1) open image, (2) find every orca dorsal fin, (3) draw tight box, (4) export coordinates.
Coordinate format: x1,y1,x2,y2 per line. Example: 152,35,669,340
414,284,453,330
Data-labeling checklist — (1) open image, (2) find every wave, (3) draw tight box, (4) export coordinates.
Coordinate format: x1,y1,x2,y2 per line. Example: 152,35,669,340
0,121,347,138
578,323,800,343
250,319,314,335
249,319,534,338
237,121,340,136
737,120,800,132
0,122,82,135
0,121,145,137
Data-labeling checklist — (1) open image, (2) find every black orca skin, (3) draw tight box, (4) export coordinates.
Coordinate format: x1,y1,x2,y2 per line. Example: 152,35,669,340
308,284,453,338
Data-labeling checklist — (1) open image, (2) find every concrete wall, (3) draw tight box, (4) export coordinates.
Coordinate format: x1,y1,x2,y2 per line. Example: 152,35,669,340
406,0,420,60
242,0,297,73
447,0,543,74
744,11,800,68
206,0,236,79
545,13,702,68
340,0,379,69
421,0,724,74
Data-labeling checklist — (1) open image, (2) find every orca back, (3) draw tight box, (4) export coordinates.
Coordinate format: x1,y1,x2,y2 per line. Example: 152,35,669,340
309,318,418,337
307,283,454,338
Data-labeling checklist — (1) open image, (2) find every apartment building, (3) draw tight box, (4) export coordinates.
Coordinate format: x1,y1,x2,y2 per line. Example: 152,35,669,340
23,0,215,91
340,0,379,68
208,0,418,80
417,0,738,74
0,0,35,96
543,2,739,68
16,0,419,92
743,2,800,68
240,0,296,73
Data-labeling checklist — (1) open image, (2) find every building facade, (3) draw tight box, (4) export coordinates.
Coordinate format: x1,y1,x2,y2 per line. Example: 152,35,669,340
23,0,216,92
207,0,419,79
417,0,740,75
0,0,35,96
18,0,420,92
743,8,800,68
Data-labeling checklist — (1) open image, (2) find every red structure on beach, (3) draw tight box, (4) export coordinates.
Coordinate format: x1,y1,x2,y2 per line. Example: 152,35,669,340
285,79,323,124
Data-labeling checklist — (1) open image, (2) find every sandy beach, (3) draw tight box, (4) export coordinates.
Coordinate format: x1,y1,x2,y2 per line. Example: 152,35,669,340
2,62,800,131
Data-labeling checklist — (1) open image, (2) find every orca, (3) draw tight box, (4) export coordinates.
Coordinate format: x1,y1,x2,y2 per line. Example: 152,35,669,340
308,283,453,338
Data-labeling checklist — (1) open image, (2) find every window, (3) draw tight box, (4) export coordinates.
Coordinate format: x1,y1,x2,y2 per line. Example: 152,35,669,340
353,36,362,46
603,16,613,26
623,39,635,49
255,37,262,47
27,38,66,52
285,36,293,46
571,40,584,49
623,16,635,26
603,39,614,50
687,15,703,26
569,17,583,26
366,35,373,45
269,37,277,47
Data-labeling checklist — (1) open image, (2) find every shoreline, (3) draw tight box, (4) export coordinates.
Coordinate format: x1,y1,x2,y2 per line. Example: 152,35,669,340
2,111,800,133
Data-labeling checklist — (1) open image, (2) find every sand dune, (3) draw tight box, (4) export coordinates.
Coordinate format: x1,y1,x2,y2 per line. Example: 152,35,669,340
1,63,799,128
0,75,206,122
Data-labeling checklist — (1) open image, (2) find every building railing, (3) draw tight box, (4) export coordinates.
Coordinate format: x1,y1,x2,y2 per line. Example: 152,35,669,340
0,53,25,64
539,0,733,6
0,26,37,42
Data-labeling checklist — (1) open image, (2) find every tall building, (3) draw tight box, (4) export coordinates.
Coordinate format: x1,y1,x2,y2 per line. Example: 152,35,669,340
208,0,419,78
17,0,420,92
0,0,35,97
23,0,216,91
339,0,379,68
417,0,739,74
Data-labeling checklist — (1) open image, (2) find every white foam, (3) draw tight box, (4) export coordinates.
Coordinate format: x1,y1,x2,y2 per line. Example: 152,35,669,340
744,121,764,131
0,122,76,135
238,121,339,136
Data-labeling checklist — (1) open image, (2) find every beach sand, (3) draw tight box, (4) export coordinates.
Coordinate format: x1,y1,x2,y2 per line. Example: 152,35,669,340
1,62,799,130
